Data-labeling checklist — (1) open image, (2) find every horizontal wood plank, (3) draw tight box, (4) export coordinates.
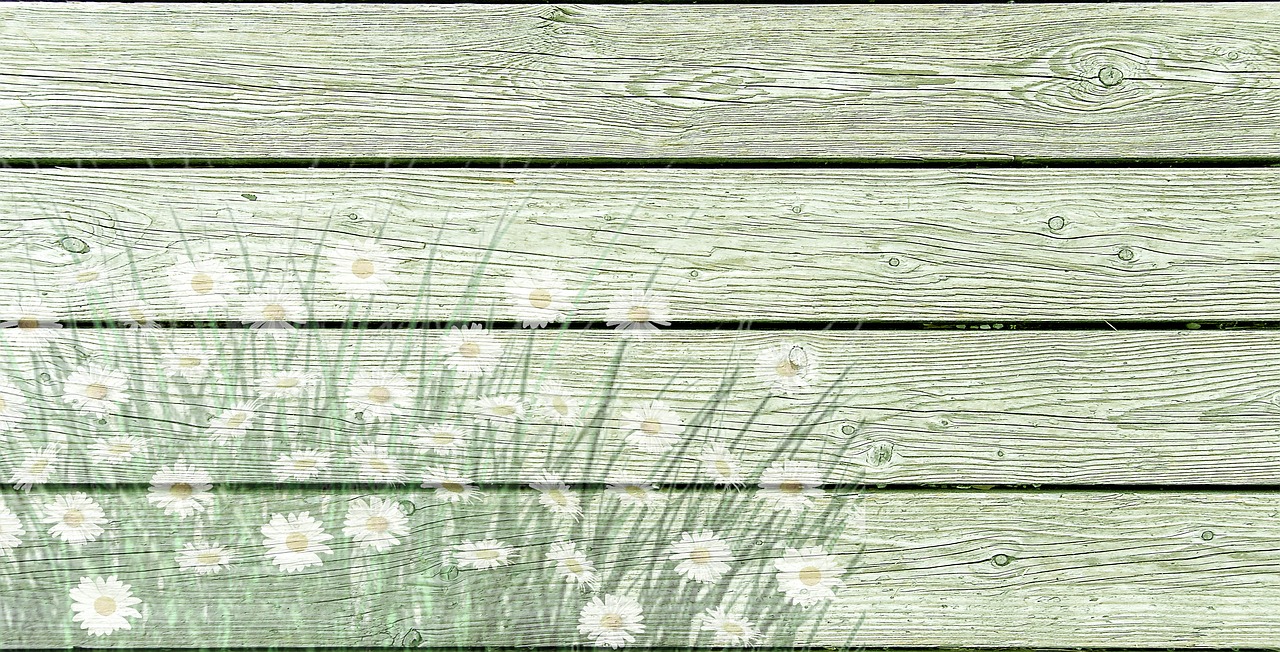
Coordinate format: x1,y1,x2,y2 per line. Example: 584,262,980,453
1,488,1277,647
5,168,1280,322
2,4,1279,160
4,329,1280,486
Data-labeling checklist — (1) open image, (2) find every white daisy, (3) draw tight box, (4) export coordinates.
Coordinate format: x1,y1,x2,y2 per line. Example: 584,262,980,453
0,500,24,557
0,376,29,434
535,380,583,427
351,443,407,484
440,324,503,376
774,546,845,607
271,449,332,482
146,461,214,518
606,480,665,508
343,496,409,551
755,342,820,395
605,290,671,338
345,370,413,422
421,466,483,504
0,297,63,347
326,239,396,298
699,444,745,487
578,594,645,648
62,363,130,416
90,435,147,464
253,369,320,400
473,394,526,424
668,530,733,584
168,256,237,314
618,400,685,453
699,607,761,646
756,460,825,513
504,269,575,328
11,444,60,491
530,472,582,521
239,286,307,335
547,540,598,590
43,493,107,544
453,538,516,570
176,541,233,575
261,512,334,572
70,575,142,636
118,294,165,330
161,344,217,383
207,400,259,444
63,259,111,290
411,422,468,455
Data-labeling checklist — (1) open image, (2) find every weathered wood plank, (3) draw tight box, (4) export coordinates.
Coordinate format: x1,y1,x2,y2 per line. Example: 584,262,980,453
4,328,1280,486
1,487,1277,647
2,3,1278,160
5,167,1280,322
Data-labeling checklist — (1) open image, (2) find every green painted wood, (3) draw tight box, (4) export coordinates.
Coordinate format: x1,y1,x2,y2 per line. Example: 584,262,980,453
1,4,1278,160
0,487,1275,647
4,328,1280,486
5,168,1280,323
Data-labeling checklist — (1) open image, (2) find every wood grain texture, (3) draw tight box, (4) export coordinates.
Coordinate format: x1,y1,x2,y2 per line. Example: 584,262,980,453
4,328,1280,486
5,167,1280,322
2,488,1278,647
2,4,1279,160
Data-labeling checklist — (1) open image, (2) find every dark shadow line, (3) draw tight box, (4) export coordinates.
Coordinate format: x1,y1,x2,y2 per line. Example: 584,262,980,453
52,320,1280,331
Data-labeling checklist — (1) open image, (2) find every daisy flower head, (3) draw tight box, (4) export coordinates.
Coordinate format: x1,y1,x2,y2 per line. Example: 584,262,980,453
70,575,142,636
62,258,111,292
754,342,821,396
62,363,130,416
453,538,516,570
535,380,583,427
207,400,259,444
176,541,233,575
547,540,598,590
0,375,29,435
271,449,332,482
90,435,147,464
11,443,61,491
253,368,321,400
345,370,413,422
668,530,733,584
411,422,468,455
504,269,575,328
774,546,845,607
350,442,407,484
756,460,825,513
261,511,334,572
168,256,237,315
605,290,671,338
0,297,63,347
421,466,483,504
699,444,744,488
473,394,526,425
618,400,685,454
440,323,503,376
146,461,214,518
578,594,645,648
43,493,107,544
162,344,217,383
326,238,396,299
239,286,307,336
606,479,665,508
699,607,761,647
343,496,409,551
530,472,582,521
118,293,166,330
0,499,25,557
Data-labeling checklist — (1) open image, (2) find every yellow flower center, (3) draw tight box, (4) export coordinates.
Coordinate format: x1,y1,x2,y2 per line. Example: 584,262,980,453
93,596,117,616
565,558,585,574
431,430,456,446
367,386,391,404
599,614,623,630
226,412,248,429
689,548,712,564
624,486,646,499
190,272,215,294
491,404,515,416
76,271,100,283
798,566,823,586
474,548,500,560
197,551,223,565
179,356,202,368
262,303,287,321
27,461,48,475
128,308,150,324
626,306,650,323
528,288,553,309
775,359,800,377
84,383,109,401
17,317,39,329
779,481,805,494
441,482,465,494
458,341,481,358
722,622,744,635
0,396,6,412
285,532,309,552
366,516,390,533
640,419,662,436
107,442,133,456
351,258,375,279
169,482,193,499
63,509,84,527
292,458,317,470
715,460,733,476
275,376,300,388
552,396,570,415
547,490,568,505
368,459,390,473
